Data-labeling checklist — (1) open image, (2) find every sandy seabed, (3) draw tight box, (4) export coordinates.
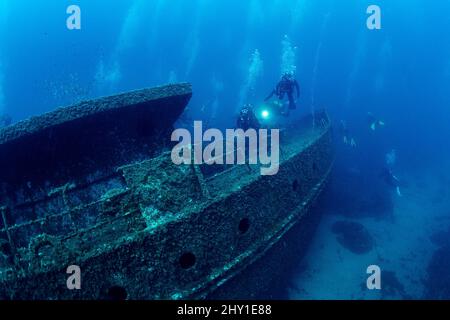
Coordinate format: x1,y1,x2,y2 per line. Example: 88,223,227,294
289,167,450,300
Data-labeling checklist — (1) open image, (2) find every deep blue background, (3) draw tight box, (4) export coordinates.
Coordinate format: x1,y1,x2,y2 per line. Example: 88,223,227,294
1,0,450,300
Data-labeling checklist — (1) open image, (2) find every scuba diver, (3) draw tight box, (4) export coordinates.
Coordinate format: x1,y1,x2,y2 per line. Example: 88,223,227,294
380,167,402,197
265,72,300,115
385,149,396,167
367,112,385,131
339,120,356,147
0,113,12,128
381,149,401,196
236,104,260,131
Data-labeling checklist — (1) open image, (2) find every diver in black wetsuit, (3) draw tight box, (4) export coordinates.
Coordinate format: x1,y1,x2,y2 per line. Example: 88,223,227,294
236,104,260,131
265,72,300,115
0,114,12,128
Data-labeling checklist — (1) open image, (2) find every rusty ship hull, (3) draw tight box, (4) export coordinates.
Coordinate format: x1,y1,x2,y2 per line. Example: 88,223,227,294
0,83,333,299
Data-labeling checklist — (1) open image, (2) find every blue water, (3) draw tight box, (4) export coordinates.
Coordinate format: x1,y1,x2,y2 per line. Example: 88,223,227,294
1,0,450,299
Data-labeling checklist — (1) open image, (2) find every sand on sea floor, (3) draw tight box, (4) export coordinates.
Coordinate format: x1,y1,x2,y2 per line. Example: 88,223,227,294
289,169,450,300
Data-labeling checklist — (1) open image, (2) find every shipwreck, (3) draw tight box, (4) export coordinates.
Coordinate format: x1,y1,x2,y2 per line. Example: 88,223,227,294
0,83,333,299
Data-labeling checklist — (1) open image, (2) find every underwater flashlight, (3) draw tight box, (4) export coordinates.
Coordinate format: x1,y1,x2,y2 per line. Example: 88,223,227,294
261,110,270,119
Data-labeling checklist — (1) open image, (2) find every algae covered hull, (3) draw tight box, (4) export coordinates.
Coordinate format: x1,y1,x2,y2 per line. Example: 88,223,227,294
0,83,333,299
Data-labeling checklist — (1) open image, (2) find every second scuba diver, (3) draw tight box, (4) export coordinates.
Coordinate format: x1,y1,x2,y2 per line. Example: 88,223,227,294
265,72,300,116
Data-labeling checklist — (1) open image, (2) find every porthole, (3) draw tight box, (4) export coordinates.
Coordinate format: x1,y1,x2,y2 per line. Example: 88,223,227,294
238,218,250,234
292,179,299,192
179,252,196,269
